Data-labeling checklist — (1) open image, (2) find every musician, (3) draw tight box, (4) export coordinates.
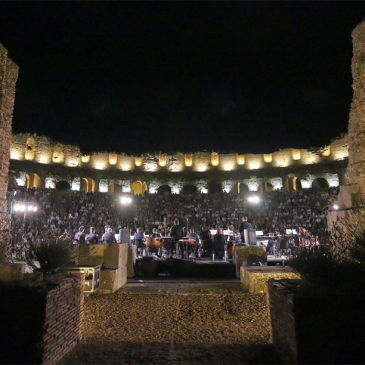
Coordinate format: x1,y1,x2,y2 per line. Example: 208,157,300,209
170,220,183,242
214,228,226,259
103,228,117,243
201,226,214,256
151,228,161,238
187,228,199,254
73,226,85,245
86,227,98,244
239,216,252,244
134,227,145,250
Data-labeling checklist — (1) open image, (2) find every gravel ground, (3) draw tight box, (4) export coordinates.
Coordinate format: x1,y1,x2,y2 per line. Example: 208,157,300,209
60,282,282,365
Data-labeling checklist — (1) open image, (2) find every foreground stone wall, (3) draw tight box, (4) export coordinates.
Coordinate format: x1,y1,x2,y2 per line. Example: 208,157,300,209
347,20,365,194
0,274,84,365
0,43,18,260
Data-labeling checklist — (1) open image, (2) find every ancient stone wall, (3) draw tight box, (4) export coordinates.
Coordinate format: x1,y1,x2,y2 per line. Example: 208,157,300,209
0,44,18,260
347,20,365,193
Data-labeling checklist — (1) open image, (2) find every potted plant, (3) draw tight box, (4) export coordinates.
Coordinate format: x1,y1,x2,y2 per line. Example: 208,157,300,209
267,210,365,364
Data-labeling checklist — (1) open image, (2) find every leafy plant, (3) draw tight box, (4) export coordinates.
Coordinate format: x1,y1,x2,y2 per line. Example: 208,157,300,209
289,209,365,291
27,240,77,278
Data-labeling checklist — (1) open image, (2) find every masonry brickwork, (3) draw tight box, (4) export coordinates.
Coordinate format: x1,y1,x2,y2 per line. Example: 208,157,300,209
0,43,18,259
347,20,365,194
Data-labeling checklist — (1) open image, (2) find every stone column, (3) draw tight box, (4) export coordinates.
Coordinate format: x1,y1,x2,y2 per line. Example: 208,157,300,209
346,20,365,194
0,43,19,261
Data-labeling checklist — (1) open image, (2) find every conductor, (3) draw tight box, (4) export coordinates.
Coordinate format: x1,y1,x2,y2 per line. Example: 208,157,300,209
239,216,252,245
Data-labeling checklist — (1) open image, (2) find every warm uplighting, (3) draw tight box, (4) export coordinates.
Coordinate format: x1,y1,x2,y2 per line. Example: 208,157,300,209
237,155,245,165
96,163,106,170
250,162,259,170
224,164,233,171
264,154,272,163
198,166,207,172
135,157,142,167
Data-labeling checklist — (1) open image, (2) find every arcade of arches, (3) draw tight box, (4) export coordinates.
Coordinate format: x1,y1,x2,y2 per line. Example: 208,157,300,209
14,170,342,196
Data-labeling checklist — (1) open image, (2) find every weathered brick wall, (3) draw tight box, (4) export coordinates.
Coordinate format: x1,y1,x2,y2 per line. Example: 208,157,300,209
347,20,365,193
0,43,18,260
267,279,298,364
0,274,84,365
42,274,85,365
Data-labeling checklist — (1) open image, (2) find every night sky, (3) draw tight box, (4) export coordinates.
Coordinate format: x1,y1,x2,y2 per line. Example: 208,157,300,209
0,2,364,155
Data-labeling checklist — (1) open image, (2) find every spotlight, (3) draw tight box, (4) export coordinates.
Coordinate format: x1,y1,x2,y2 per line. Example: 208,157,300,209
14,204,20,212
33,206,38,212
28,206,33,211
120,196,132,205
20,205,26,212
248,196,260,204
333,204,339,210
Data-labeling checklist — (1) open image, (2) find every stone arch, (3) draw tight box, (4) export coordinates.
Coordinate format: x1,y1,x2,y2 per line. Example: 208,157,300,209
55,180,71,191
26,172,41,189
258,182,273,193
208,181,221,194
312,177,329,189
132,180,147,195
158,185,172,194
284,177,301,192
182,184,197,194
80,177,95,193
235,182,249,194
108,183,123,194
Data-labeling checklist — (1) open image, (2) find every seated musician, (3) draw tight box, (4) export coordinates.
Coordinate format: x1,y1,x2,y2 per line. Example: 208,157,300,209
213,228,226,259
187,228,199,253
200,226,214,256
151,228,161,238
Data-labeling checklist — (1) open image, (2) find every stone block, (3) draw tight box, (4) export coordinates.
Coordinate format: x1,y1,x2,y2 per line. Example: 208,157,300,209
233,246,267,278
0,263,25,280
240,266,300,294
98,266,127,294
127,245,137,277
103,243,128,269
77,245,106,267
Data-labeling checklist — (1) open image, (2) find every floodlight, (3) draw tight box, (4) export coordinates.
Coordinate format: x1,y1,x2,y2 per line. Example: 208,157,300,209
33,206,38,212
14,204,20,212
248,196,260,204
20,205,26,212
28,206,33,211
120,196,132,205
333,204,339,210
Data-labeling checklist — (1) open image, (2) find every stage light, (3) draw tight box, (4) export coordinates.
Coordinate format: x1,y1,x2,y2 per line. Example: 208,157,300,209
20,205,26,212
333,204,339,210
248,196,260,204
28,206,33,211
14,204,20,212
121,196,132,205
33,206,38,212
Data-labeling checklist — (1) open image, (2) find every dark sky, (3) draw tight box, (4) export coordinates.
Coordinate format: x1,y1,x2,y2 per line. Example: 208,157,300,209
0,2,364,155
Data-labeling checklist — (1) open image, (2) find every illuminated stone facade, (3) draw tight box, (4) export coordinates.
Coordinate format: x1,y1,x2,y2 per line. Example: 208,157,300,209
9,131,348,195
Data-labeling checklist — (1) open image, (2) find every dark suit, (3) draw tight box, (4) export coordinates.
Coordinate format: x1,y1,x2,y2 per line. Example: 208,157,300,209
213,234,226,252
134,232,144,249
86,232,98,244
239,221,253,243
170,225,183,242
103,232,116,243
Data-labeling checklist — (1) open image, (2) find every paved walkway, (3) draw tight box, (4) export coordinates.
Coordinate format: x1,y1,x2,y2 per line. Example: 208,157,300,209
60,280,282,365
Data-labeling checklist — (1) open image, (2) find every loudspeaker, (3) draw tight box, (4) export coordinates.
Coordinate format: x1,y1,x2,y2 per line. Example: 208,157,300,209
119,229,131,243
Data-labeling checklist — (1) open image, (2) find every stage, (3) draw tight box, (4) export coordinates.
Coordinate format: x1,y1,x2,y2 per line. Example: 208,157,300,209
135,256,236,279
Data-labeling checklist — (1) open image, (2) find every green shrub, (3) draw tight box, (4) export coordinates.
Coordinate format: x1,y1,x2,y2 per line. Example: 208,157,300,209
27,240,77,278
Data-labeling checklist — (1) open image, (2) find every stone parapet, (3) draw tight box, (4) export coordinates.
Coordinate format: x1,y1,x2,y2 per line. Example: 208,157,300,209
0,262,25,280
240,266,300,294
99,266,127,294
232,246,267,278
127,244,137,277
